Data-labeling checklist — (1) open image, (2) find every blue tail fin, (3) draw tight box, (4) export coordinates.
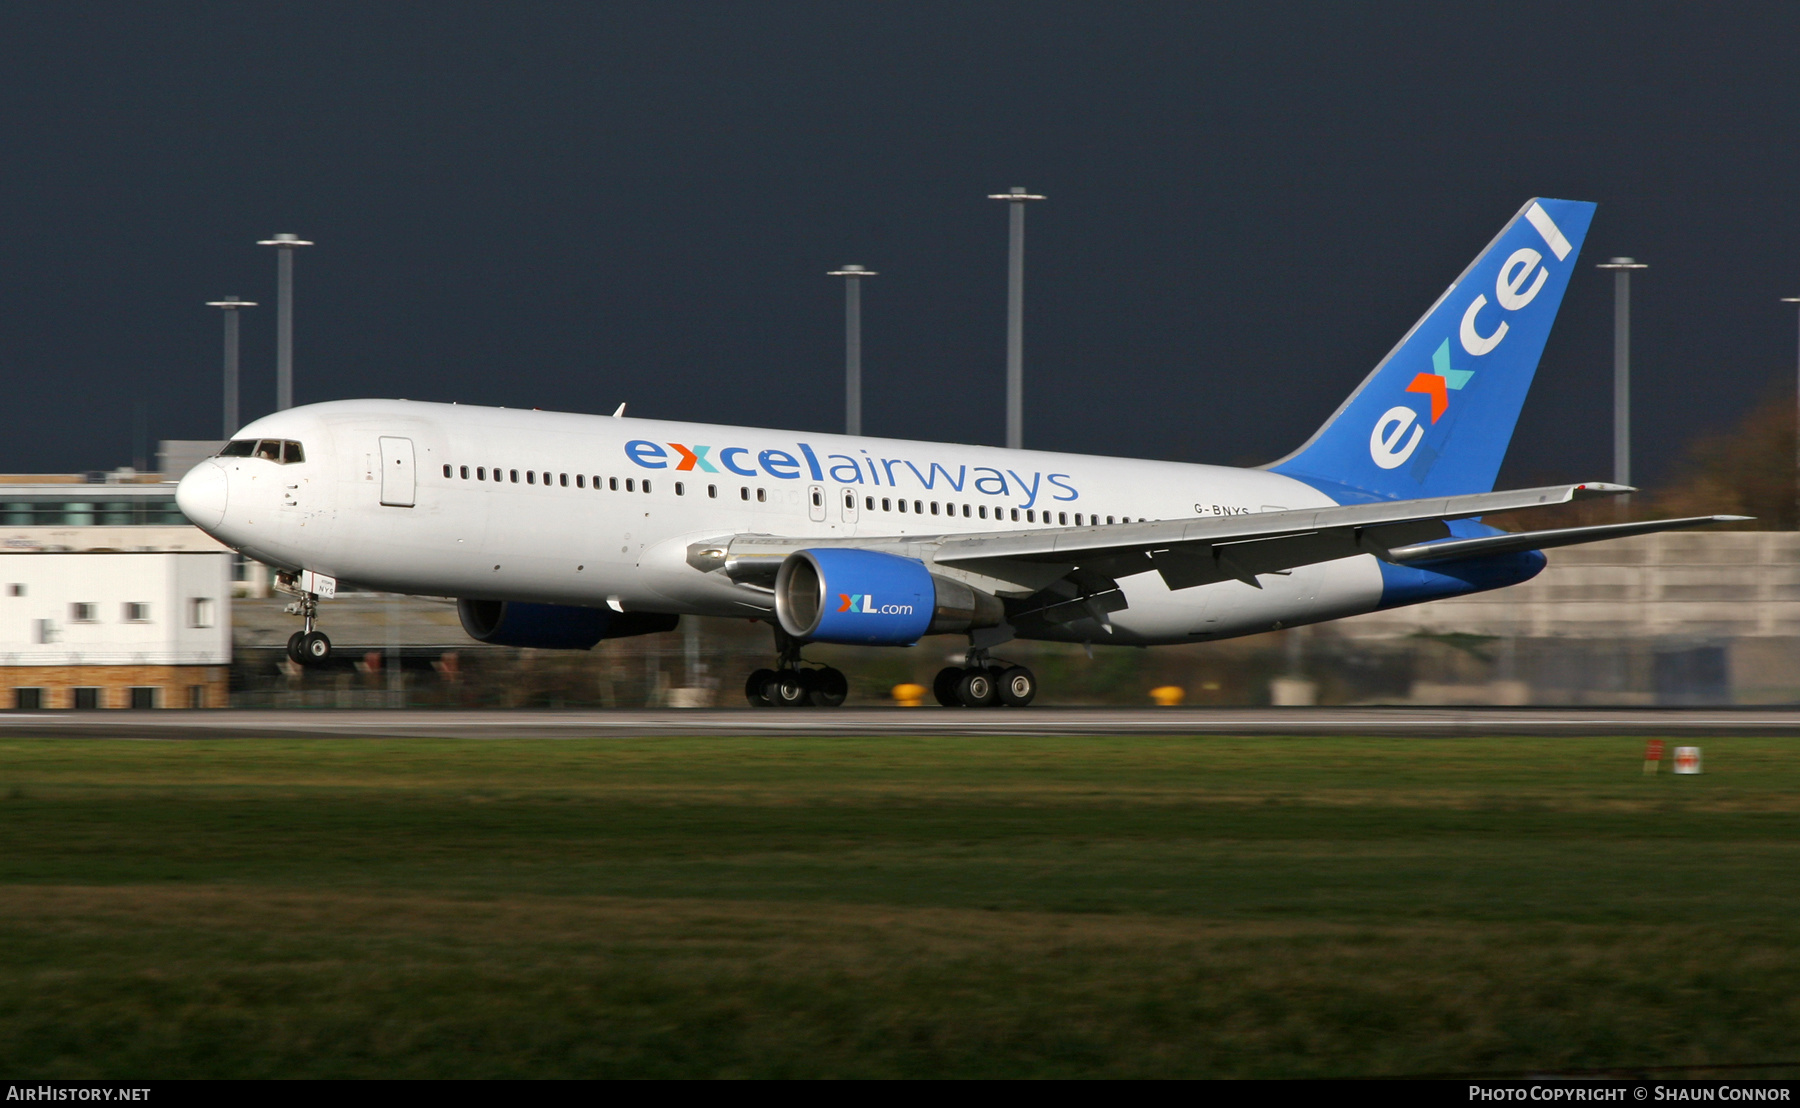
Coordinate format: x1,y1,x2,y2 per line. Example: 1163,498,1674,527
1269,198,1595,502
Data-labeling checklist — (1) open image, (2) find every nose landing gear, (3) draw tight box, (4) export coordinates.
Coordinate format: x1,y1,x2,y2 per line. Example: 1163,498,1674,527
279,585,333,668
935,649,1036,708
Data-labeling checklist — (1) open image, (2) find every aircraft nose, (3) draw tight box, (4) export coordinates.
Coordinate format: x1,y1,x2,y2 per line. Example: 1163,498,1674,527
176,459,229,531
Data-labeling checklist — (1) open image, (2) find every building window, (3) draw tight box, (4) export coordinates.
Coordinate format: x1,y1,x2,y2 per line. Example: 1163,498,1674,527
129,687,158,710
6,584,21,597
187,685,205,709
33,619,56,644
189,598,216,629
69,602,97,623
14,688,42,710
123,602,150,623
72,687,100,710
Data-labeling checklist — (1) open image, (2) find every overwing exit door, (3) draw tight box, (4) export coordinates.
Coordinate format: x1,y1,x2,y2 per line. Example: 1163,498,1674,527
379,437,416,507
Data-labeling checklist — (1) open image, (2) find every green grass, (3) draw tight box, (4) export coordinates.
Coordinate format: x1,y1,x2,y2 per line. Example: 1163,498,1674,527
1,734,1798,1077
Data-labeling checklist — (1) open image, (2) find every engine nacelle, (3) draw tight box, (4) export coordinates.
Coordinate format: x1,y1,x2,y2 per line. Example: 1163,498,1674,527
774,548,1004,646
457,599,678,649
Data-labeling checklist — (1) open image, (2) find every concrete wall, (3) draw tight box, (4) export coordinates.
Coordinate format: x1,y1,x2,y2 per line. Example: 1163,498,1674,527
0,551,232,665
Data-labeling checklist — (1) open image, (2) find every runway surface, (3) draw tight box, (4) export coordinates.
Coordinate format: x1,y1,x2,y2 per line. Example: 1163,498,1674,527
2,706,1798,738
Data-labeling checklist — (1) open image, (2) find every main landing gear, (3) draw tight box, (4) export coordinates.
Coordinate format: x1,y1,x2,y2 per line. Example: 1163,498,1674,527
281,589,333,668
745,626,847,708
934,650,1037,709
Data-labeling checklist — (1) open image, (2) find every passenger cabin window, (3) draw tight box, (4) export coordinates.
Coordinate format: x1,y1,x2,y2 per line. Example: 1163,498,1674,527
576,475,585,488
643,480,652,493
477,467,486,480
460,466,469,479
509,470,519,483
560,474,568,487
442,464,452,478
625,478,635,492
527,471,536,485
756,488,765,502
710,485,719,498
676,482,685,495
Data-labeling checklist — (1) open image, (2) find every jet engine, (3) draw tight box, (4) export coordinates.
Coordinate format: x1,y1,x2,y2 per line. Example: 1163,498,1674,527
456,599,678,649
774,548,1003,646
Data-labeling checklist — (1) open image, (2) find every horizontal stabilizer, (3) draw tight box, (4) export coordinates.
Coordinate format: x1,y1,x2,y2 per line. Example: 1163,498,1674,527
1382,515,1752,564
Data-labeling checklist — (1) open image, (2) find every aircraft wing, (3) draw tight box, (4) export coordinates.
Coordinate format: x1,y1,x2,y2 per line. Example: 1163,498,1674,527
707,481,1712,595
928,481,1635,590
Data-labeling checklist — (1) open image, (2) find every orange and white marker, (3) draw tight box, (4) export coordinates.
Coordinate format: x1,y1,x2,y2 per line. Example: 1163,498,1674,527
1673,746,1703,775
1643,739,1664,775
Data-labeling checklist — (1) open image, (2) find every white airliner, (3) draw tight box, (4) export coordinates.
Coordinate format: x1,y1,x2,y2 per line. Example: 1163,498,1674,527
176,198,1738,707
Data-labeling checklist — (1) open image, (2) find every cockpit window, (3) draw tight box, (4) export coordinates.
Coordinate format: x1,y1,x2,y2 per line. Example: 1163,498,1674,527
218,438,306,464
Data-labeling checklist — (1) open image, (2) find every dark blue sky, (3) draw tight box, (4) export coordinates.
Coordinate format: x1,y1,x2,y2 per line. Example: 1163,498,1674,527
3,2,1798,487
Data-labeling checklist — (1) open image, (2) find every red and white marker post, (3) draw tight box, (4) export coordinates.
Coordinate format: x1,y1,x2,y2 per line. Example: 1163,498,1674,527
1643,739,1664,775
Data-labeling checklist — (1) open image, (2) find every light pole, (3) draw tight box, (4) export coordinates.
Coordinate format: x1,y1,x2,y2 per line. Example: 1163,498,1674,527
828,265,877,436
204,296,257,437
1596,257,1647,509
256,233,314,411
987,187,1045,449
1782,297,1800,528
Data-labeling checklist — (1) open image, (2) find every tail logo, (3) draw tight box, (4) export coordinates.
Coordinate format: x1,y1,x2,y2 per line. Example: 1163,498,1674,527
1367,201,1569,471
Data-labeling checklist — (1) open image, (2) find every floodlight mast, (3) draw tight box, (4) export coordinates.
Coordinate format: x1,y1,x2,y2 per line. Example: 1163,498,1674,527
1596,257,1648,509
1783,296,1800,528
205,296,258,438
988,187,1045,449
256,233,314,411
828,265,877,436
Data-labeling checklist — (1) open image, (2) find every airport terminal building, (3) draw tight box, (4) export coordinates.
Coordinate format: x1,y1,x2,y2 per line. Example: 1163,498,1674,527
0,465,233,708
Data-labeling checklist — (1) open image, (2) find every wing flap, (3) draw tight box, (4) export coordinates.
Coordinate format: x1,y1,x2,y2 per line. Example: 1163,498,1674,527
1384,515,1751,564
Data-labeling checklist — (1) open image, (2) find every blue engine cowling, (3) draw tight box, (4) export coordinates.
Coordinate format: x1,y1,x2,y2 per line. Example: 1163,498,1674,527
457,599,678,649
774,549,1003,646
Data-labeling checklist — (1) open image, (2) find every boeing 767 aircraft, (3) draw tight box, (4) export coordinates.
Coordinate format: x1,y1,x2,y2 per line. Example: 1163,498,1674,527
176,198,1739,707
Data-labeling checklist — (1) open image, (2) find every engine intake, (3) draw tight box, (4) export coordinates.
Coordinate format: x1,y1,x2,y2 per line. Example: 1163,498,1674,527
457,599,678,649
774,549,1003,646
